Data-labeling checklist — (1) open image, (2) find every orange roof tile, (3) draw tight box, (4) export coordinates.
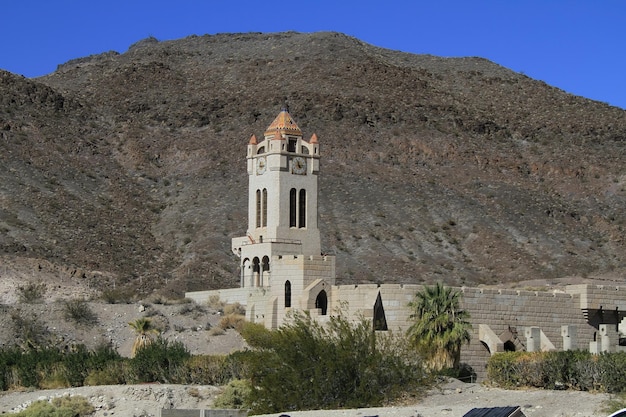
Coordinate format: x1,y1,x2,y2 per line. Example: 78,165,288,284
249,134,257,145
309,133,318,144
264,109,303,138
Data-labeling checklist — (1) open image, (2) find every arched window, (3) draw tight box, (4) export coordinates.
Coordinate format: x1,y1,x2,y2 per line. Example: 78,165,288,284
285,280,291,308
251,257,260,287
315,290,328,315
255,189,261,228
298,189,306,228
289,188,297,227
262,189,267,227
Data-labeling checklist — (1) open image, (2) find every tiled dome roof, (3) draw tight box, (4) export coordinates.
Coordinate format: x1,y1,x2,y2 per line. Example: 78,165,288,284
264,109,303,138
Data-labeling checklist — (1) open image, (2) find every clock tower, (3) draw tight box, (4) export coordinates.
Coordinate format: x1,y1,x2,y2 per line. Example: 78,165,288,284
232,109,332,297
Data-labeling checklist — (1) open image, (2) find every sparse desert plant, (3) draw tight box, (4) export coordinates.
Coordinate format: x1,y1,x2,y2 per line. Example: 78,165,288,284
10,309,52,349
100,288,134,304
62,299,98,325
16,282,47,304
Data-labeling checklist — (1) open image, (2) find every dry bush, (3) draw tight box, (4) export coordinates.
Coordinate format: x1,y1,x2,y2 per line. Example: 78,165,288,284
223,302,245,316
218,314,246,332
209,326,226,336
206,295,225,311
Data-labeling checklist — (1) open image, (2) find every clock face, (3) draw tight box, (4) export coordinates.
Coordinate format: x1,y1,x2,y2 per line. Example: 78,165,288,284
256,156,266,175
292,156,306,175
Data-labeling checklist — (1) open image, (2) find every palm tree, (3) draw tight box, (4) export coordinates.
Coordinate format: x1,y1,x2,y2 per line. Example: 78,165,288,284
128,317,159,357
407,282,472,372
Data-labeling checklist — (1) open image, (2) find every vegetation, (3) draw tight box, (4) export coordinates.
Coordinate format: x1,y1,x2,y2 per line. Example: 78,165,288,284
62,299,98,325
128,317,159,357
487,350,626,393
407,283,472,371
238,310,425,414
16,282,47,304
128,336,190,383
11,395,93,417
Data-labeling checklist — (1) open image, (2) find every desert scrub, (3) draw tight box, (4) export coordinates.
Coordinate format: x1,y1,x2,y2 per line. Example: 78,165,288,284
17,282,47,304
62,299,98,325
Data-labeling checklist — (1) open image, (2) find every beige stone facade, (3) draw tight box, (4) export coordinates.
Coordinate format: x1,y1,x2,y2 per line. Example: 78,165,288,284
186,110,626,380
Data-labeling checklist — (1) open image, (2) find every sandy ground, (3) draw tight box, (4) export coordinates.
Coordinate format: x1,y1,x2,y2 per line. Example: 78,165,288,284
0,378,615,417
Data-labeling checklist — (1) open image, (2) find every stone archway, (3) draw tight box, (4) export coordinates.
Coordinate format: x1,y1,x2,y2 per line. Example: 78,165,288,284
315,290,328,315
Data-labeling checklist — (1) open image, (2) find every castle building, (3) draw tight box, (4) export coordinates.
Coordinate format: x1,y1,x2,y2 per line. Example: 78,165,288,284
187,109,626,380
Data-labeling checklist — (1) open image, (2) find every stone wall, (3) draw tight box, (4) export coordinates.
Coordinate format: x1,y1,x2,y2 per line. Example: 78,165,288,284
187,283,626,381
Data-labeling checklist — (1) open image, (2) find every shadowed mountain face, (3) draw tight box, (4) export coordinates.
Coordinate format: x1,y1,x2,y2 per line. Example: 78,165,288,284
1,31,624,297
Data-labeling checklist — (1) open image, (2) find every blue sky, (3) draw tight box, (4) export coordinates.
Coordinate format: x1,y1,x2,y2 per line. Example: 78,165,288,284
2,1,625,109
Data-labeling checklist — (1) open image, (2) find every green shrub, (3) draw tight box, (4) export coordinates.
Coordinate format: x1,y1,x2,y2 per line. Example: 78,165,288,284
598,352,626,393
62,299,98,325
487,350,625,392
128,336,190,383
213,379,253,409
0,343,123,390
238,311,425,414
174,355,230,385
84,361,127,386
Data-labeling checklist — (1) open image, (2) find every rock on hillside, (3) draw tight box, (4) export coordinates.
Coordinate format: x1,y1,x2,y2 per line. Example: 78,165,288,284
0,31,624,298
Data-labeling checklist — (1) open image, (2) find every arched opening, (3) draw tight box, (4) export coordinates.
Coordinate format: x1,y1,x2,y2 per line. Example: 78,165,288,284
481,341,491,354
373,292,388,331
284,280,291,308
289,188,297,227
252,257,260,287
261,256,270,287
503,341,516,352
315,290,328,315
262,189,267,227
256,189,261,228
241,258,251,288
298,189,306,228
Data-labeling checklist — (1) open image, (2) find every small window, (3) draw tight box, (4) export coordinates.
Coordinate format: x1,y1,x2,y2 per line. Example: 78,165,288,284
285,280,292,308
287,139,297,152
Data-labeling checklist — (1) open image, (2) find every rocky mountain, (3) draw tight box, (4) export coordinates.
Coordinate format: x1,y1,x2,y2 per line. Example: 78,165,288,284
1,31,624,298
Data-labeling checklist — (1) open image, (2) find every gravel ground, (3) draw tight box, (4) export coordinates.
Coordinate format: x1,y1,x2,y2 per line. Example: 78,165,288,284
0,379,614,417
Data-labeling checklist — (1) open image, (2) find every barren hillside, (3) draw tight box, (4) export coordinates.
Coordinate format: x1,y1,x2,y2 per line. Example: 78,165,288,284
1,31,624,297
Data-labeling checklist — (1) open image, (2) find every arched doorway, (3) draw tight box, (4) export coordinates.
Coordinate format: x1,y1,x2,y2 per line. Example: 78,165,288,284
315,290,328,315
503,341,516,351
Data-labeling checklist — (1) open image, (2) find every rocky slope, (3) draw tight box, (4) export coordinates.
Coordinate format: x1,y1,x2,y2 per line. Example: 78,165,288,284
0,31,624,298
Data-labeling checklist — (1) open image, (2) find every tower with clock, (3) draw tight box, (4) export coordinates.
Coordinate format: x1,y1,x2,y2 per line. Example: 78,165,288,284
230,109,336,328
